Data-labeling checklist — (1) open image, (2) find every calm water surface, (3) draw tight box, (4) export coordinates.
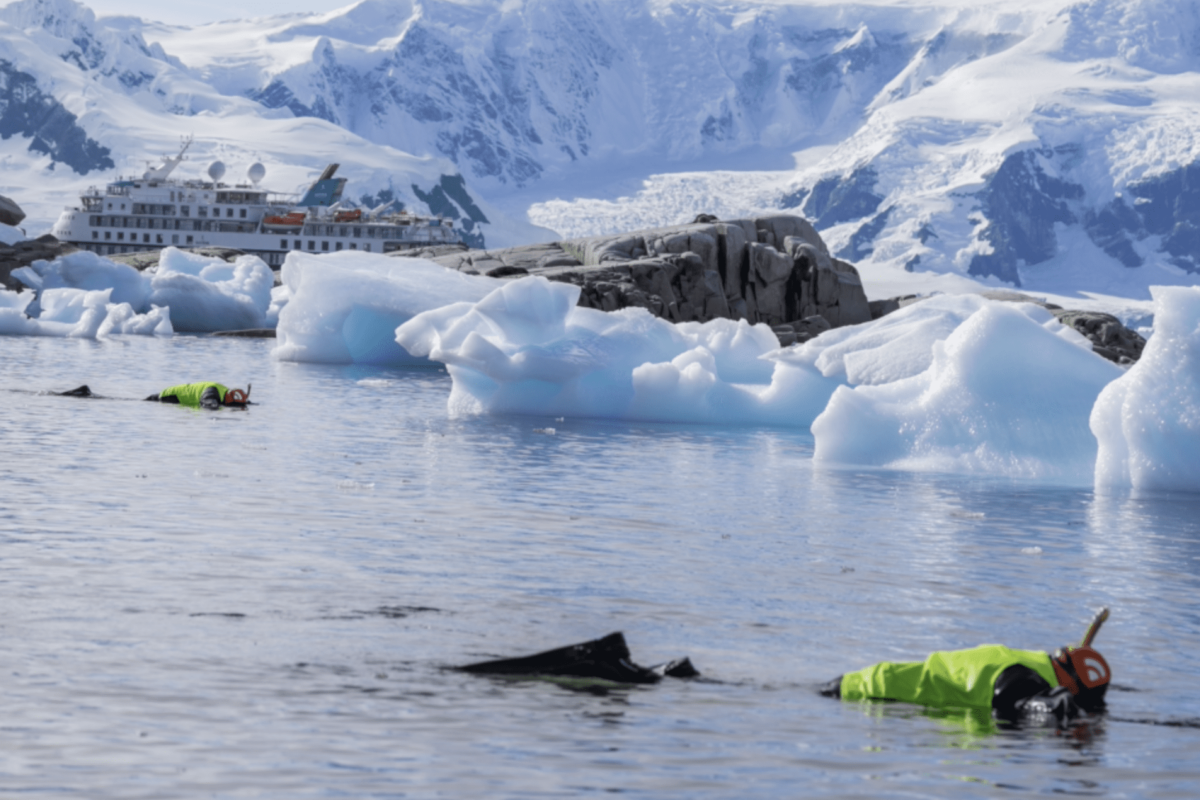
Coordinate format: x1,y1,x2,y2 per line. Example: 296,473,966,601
2,334,1199,798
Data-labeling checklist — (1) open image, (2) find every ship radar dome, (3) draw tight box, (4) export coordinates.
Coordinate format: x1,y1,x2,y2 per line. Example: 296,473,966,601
207,161,226,182
247,163,266,185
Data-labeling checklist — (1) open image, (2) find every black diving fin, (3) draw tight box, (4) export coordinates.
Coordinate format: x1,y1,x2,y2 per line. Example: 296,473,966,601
458,632,699,684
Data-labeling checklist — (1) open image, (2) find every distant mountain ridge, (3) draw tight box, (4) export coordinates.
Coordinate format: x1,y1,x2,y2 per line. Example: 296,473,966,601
1,0,1199,296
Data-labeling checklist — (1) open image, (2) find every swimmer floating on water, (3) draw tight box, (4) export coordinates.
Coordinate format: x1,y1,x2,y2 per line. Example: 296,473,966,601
145,382,250,409
464,609,1111,729
820,607,1112,727
54,381,251,410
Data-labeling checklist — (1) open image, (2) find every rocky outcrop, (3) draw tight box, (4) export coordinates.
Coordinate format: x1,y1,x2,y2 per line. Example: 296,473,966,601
0,194,25,227
401,214,872,330
1,234,76,292
107,246,250,271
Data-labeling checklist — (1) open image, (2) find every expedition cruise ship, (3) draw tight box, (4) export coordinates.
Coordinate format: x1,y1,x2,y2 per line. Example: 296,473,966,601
51,139,461,268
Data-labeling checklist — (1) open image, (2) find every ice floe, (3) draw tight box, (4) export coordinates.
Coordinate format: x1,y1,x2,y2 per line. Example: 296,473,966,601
1092,286,1200,494
272,251,500,365
7,247,271,335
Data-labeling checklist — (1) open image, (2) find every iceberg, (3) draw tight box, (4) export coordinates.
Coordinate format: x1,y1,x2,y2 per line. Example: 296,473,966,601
812,302,1122,483
0,286,172,339
272,251,501,365
396,276,810,423
1092,286,1200,494
11,248,274,333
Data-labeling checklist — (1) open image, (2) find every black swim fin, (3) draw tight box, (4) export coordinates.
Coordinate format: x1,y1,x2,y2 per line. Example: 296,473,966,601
459,632,698,684
56,385,93,398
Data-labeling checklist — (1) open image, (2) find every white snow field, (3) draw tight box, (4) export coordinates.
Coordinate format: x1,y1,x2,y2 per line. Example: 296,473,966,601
272,251,501,365
7,247,273,333
1092,286,1200,494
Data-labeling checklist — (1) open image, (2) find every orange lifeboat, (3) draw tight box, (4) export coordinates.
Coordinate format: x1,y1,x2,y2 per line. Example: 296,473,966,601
334,209,362,222
263,212,305,227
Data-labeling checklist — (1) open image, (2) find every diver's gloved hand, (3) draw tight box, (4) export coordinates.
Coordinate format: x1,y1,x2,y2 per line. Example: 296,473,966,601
199,386,222,410
1015,686,1081,726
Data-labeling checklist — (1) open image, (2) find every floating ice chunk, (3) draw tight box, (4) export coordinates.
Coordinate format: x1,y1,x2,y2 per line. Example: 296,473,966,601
1092,286,1200,493
265,284,291,328
13,251,151,310
273,251,500,365
397,276,795,423
813,302,1122,483
9,248,274,333
98,303,173,336
149,249,274,332
0,286,173,339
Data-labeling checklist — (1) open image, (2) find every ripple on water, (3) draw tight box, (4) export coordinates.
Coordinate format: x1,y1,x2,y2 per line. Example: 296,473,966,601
1,334,1199,797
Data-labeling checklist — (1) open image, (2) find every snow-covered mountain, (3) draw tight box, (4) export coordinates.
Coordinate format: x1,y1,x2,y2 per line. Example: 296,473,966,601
0,0,530,248
2,0,1199,301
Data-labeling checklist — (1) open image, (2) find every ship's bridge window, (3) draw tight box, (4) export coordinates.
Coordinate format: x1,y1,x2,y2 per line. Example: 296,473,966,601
199,207,207,217
117,232,124,241
227,208,234,218
240,208,246,219
322,241,329,251
353,227,361,237
308,241,315,250
181,206,189,217
293,240,300,250
335,242,342,251
104,232,111,240
120,203,125,210
92,232,98,240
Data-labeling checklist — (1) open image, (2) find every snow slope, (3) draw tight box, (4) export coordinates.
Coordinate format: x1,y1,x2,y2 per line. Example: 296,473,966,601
1,0,1198,305
0,0,546,247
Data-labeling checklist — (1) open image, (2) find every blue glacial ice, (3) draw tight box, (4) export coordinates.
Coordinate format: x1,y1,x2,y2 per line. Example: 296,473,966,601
6,248,275,335
272,251,500,365
1092,285,1200,494
811,302,1122,484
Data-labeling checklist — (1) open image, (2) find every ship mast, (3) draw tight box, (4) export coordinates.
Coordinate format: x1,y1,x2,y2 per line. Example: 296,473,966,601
142,135,194,182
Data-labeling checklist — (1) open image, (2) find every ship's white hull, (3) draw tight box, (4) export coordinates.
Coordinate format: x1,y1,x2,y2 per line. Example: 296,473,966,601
52,209,459,268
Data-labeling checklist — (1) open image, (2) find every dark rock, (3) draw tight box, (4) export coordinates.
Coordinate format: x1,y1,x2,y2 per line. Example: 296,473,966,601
0,234,76,292
210,328,277,338
868,294,921,319
692,213,719,224
791,314,832,344
1053,309,1145,365
968,149,1083,286
400,214,872,331
0,59,115,175
107,246,249,272
397,243,471,260
0,194,25,227
485,265,529,278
